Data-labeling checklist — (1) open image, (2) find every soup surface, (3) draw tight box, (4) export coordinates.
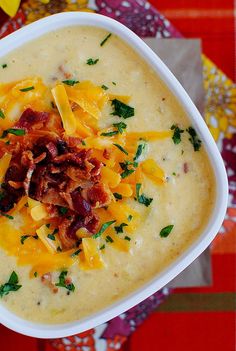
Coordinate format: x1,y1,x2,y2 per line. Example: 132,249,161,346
0,26,215,323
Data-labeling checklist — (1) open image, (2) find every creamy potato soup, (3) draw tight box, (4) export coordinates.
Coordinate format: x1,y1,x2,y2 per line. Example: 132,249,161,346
0,26,215,324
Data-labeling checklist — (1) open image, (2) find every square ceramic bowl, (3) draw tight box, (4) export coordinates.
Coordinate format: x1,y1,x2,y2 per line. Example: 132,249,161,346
0,12,228,338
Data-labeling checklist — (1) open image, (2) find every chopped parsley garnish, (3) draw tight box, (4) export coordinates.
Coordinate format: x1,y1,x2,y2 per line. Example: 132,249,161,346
128,215,133,222
0,271,22,298
59,206,68,215
56,271,75,292
112,81,116,85
172,172,176,176
135,183,153,207
0,212,14,220
86,58,99,65
100,244,105,250
186,126,202,151
47,234,55,241
5,140,10,145
111,99,134,119
1,128,25,138
46,223,50,228
119,160,137,179
0,109,5,119
92,220,116,239
101,131,118,137
71,249,82,257
113,192,122,200
2,64,7,69
113,143,128,155
62,79,79,86
20,235,30,244
106,235,114,243
113,122,127,134
100,33,112,46
34,272,38,277
124,236,131,241
81,140,86,146
171,124,184,144
160,225,174,238
133,142,147,162
19,86,35,92
101,84,108,90
114,223,128,234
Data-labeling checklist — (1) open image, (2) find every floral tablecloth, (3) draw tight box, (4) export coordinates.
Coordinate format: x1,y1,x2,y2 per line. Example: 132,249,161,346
0,1,235,350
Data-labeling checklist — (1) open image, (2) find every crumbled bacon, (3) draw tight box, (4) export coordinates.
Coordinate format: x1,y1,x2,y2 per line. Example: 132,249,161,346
41,273,58,294
85,183,111,208
183,162,189,173
0,108,112,250
15,108,49,131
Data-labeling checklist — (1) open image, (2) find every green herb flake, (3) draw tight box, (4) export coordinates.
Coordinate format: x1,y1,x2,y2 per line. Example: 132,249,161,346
59,207,68,215
172,172,176,176
20,235,30,245
62,79,79,86
160,224,174,238
55,271,75,292
100,244,106,250
100,33,112,46
128,215,133,222
101,84,109,90
114,223,128,234
112,81,116,86
2,64,7,69
47,234,55,241
119,160,137,179
111,99,134,119
5,140,10,145
124,236,131,241
86,58,99,65
171,124,184,145
113,122,127,134
0,212,14,220
133,142,147,162
0,271,22,298
71,249,82,257
92,220,116,239
136,183,153,207
34,272,38,278
0,109,5,119
113,192,122,200
101,131,118,137
1,128,25,138
113,143,128,155
57,246,62,252
19,86,35,92
105,235,114,243
46,223,51,228
186,126,202,151
81,140,86,146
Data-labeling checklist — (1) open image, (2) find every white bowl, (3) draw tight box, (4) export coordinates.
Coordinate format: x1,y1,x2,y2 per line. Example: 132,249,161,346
0,12,228,338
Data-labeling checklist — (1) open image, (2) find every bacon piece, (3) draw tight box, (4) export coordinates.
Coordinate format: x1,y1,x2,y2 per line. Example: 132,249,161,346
103,148,111,160
21,151,35,195
85,183,111,208
58,216,77,249
183,162,189,173
41,273,58,294
15,108,49,131
89,158,102,178
71,190,91,217
8,181,23,189
34,152,47,164
40,188,67,207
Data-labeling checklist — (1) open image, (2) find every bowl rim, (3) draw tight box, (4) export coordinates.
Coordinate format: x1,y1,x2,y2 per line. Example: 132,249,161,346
0,11,228,338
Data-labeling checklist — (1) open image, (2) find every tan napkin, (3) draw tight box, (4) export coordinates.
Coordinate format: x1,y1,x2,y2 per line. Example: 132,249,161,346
144,38,211,287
